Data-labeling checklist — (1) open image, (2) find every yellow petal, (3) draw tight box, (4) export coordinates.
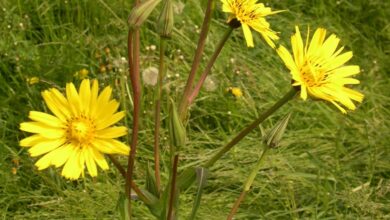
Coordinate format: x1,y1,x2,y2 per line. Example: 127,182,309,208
41,90,67,122
326,51,353,71
48,88,72,119
79,79,91,114
28,138,66,157
84,147,98,177
34,143,72,170
342,87,364,103
105,139,130,155
93,138,130,155
96,111,125,130
330,65,360,78
242,24,254,47
277,46,297,72
20,122,65,139
91,86,112,118
95,100,120,120
291,26,304,67
90,147,109,170
61,149,83,180
308,28,326,55
95,126,127,139
50,143,74,168
28,111,64,128
66,82,81,116
20,135,46,147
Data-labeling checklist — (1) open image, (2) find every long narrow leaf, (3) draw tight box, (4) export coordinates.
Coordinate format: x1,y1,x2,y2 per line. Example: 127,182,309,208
188,167,209,220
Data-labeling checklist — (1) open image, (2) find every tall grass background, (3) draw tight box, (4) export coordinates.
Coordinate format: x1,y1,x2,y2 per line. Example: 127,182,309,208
0,0,389,219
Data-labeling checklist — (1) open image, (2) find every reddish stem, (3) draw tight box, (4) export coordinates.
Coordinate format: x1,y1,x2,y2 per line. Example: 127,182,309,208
227,191,247,220
167,154,180,220
178,0,214,119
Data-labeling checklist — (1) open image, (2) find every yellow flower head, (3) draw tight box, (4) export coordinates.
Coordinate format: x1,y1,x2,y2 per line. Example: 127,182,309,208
221,0,282,48
19,79,130,180
277,26,364,113
74,68,89,79
27,77,40,85
228,87,243,98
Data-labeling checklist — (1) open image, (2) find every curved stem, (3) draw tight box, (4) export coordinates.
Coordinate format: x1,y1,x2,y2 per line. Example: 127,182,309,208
126,28,141,218
179,0,215,119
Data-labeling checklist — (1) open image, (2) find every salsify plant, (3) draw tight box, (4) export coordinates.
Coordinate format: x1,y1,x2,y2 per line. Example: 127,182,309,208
19,0,364,219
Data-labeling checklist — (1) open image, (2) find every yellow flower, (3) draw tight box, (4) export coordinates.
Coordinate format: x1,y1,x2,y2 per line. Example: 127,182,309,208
228,87,243,98
277,26,364,113
221,0,282,48
19,79,130,180
27,77,40,85
74,68,89,79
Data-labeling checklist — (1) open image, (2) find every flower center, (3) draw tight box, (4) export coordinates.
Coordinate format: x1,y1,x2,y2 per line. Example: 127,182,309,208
67,116,95,144
300,60,326,87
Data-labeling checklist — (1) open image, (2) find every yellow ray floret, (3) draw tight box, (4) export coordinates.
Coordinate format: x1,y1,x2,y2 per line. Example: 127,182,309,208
19,79,130,180
221,0,283,48
276,26,364,113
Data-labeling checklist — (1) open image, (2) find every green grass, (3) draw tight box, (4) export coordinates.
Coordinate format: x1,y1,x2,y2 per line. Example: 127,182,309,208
1,0,389,219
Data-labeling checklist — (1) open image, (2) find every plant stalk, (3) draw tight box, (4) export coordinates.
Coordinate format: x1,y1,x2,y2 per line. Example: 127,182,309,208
126,11,141,217
107,155,150,204
227,146,270,219
167,154,180,220
204,88,297,168
178,88,297,190
187,27,233,105
153,38,166,194
178,0,214,120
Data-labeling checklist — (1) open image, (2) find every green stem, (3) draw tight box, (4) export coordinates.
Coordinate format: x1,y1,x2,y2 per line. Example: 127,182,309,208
204,88,297,168
227,146,270,219
178,88,297,190
178,0,214,120
153,38,166,194
187,27,234,105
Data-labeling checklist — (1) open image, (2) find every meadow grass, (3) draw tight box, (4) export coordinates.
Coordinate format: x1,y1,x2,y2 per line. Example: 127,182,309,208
0,0,389,219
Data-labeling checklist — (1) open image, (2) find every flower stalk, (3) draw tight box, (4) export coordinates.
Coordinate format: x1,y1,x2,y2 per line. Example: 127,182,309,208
153,38,166,194
178,88,297,190
126,0,142,215
179,0,215,120
188,27,234,105
204,88,297,168
227,146,269,219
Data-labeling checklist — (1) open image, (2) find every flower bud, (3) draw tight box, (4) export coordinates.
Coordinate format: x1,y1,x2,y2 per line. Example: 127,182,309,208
157,0,174,38
128,0,161,29
263,113,291,148
168,98,186,152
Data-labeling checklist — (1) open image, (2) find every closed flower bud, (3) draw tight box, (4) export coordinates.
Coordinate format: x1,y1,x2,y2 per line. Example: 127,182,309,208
128,0,161,29
263,113,291,148
157,0,174,38
168,99,186,152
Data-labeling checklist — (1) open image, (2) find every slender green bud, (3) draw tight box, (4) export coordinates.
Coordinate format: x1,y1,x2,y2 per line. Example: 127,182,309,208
168,98,186,152
128,0,162,29
263,113,291,148
157,0,174,38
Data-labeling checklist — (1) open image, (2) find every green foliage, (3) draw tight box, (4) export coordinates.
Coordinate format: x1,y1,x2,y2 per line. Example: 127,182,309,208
0,0,389,219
